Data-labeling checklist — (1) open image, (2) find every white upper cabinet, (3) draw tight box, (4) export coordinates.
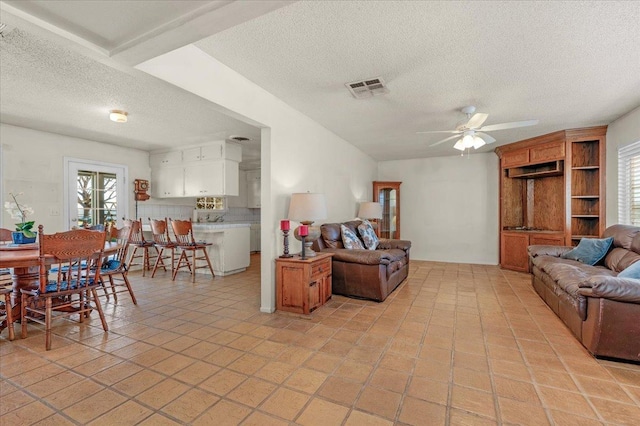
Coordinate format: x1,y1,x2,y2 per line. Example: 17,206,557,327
227,170,248,208
150,141,241,198
150,150,182,167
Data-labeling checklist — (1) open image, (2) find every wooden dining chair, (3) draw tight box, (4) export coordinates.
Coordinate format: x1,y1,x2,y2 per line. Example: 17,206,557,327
123,218,157,276
148,218,177,278
170,219,214,282
97,225,137,305
21,226,108,350
0,287,15,341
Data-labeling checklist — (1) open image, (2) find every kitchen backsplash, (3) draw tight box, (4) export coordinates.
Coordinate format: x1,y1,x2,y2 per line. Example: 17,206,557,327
138,204,260,224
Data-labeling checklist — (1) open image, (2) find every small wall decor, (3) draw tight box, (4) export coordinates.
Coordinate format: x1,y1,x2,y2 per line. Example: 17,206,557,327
134,179,150,201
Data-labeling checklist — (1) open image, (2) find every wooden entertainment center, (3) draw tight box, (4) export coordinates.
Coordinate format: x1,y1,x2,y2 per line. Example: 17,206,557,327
495,126,607,272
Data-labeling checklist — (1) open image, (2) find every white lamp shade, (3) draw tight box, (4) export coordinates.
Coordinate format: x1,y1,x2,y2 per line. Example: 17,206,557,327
453,139,465,151
288,193,327,222
358,201,382,219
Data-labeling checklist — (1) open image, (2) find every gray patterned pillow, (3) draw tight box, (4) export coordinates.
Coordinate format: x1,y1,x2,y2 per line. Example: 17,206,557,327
357,219,379,250
341,224,364,249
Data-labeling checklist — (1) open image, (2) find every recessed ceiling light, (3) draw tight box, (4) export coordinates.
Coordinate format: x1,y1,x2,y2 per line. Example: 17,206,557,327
109,110,128,123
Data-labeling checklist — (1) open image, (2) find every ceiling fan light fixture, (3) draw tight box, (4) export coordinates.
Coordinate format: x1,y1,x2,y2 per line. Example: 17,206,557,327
462,133,475,148
109,110,128,123
473,136,486,149
453,139,465,151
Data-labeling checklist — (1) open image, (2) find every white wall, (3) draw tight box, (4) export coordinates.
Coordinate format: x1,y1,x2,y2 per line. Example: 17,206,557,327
0,123,150,232
378,153,500,264
137,45,378,312
605,106,640,226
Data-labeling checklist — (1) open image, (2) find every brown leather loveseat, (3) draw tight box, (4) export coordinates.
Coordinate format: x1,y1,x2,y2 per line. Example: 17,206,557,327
312,220,411,302
528,224,640,362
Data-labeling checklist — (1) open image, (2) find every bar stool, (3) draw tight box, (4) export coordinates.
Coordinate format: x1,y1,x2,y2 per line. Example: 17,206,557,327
148,218,177,278
123,218,157,277
170,218,214,282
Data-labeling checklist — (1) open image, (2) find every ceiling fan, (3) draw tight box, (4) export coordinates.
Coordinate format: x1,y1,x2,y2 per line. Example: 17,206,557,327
417,106,539,151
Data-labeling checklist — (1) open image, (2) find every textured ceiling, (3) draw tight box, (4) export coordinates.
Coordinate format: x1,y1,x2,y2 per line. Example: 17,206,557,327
1,1,638,164
195,1,640,159
0,26,261,154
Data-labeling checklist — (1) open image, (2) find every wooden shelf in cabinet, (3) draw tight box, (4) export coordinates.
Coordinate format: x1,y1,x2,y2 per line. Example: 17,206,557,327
572,195,600,199
572,166,599,170
572,215,599,218
507,161,563,178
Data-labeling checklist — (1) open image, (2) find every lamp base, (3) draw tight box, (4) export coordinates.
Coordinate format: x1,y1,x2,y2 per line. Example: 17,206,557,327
294,222,321,257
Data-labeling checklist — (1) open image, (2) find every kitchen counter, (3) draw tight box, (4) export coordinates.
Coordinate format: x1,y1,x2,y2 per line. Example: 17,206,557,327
141,222,250,276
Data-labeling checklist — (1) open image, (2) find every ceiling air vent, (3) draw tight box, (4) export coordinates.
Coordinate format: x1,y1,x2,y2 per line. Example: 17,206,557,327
229,136,251,142
345,77,389,99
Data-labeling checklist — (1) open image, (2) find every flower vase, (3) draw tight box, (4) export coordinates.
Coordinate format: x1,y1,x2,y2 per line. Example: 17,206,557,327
11,232,36,244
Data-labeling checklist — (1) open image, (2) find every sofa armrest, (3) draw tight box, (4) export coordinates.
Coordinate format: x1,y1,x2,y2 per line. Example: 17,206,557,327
377,239,411,251
321,248,392,265
578,275,640,304
528,245,573,258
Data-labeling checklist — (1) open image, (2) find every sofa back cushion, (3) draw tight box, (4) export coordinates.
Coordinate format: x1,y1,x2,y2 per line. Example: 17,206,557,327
321,220,362,249
603,224,640,250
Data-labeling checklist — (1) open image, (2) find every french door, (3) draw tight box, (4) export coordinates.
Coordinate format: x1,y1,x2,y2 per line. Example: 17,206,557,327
64,158,128,229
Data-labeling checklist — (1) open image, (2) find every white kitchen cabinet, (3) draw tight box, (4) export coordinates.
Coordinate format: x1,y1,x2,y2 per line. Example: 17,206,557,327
184,160,239,197
150,150,182,167
227,170,247,208
151,166,183,198
246,169,261,208
183,142,224,162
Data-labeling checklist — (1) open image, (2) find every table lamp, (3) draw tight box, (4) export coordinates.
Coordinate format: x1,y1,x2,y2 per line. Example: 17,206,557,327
358,201,383,232
288,192,327,257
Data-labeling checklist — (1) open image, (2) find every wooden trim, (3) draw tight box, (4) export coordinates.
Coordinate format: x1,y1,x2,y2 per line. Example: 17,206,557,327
373,181,402,239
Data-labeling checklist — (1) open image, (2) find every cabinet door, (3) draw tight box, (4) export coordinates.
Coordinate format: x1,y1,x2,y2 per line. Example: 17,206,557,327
184,162,223,196
224,160,239,196
200,143,224,161
278,265,306,314
246,170,261,208
308,280,321,312
500,232,530,272
182,147,202,162
151,166,184,198
530,141,565,164
502,150,530,168
150,151,182,167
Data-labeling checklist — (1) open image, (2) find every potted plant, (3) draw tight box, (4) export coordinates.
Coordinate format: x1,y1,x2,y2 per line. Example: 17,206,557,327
4,192,36,244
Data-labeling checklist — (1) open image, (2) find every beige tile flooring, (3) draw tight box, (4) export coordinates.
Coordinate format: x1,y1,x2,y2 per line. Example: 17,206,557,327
2,255,640,425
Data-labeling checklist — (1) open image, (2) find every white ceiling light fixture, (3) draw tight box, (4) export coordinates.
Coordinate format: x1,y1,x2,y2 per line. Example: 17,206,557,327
109,110,128,123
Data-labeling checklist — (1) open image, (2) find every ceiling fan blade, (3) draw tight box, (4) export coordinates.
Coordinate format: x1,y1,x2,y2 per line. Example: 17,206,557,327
416,130,459,134
429,134,460,147
466,113,489,129
479,119,539,132
477,132,496,144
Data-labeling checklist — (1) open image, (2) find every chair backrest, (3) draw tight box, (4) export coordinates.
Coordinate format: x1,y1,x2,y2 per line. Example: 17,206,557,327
170,219,196,245
123,218,146,245
0,228,12,243
106,225,133,268
149,218,173,245
38,225,106,294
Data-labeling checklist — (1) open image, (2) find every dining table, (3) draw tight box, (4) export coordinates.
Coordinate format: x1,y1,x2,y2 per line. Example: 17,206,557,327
0,241,121,334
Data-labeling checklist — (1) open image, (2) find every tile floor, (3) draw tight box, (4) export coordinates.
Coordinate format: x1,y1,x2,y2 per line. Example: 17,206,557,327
1,255,640,425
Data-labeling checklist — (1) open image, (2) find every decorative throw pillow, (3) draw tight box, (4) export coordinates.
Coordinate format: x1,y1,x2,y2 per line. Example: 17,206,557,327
357,220,379,250
561,237,614,266
617,260,640,279
341,224,364,250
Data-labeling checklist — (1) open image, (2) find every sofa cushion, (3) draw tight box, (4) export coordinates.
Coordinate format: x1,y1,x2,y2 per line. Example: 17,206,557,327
357,220,379,250
341,224,365,249
561,237,613,265
618,260,640,279
603,224,640,250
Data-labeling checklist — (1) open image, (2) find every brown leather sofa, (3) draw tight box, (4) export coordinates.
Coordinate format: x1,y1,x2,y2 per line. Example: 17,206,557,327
528,224,640,362
311,220,411,302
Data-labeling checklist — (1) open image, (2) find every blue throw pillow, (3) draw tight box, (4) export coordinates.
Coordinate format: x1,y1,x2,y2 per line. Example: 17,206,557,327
618,260,640,279
561,237,613,265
